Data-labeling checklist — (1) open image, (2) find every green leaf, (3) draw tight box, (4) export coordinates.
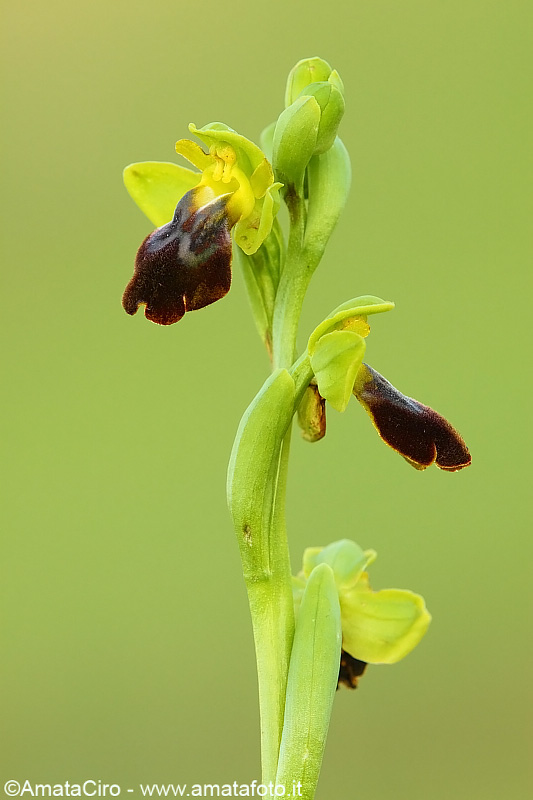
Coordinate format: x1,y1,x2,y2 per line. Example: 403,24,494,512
302,540,376,589
341,576,431,664
276,563,341,800
227,369,295,578
123,161,200,227
308,294,395,355
310,330,366,412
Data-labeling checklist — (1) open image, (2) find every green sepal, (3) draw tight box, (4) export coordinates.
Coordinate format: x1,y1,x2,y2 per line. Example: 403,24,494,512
285,56,334,107
123,161,200,227
302,539,376,589
276,563,341,799
227,369,295,578
298,81,345,155
310,330,366,412
308,295,395,355
341,574,431,664
272,96,321,192
304,137,351,257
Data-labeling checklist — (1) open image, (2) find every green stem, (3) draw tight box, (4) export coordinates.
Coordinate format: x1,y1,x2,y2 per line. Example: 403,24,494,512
248,424,294,784
272,193,309,371
235,190,321,788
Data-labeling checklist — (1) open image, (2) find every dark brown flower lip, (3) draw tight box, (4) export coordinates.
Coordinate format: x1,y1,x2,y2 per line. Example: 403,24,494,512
353,363,471,471
122,187,233,325
337,649,367,690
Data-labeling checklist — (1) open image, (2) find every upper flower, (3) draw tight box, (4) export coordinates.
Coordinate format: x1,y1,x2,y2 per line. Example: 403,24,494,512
122,123,281,325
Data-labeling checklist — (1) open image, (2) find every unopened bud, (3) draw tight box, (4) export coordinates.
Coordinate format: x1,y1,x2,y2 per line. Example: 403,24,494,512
299,81,345,155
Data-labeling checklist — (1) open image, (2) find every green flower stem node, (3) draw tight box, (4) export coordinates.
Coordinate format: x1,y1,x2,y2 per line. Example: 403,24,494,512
276,563,341,800
310,330,366,412
304,137,351,258
285,57,335,107
298,82,345,155
123,161,200,227
227,369,296,578
272,96,321,193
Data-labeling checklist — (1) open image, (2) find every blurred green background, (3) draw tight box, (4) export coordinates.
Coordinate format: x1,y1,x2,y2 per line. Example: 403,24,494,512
2,1,531,798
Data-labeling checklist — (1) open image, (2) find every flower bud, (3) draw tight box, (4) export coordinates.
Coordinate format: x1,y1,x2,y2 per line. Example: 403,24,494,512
272,95,321,191
284,56,335,107
299,81,345,155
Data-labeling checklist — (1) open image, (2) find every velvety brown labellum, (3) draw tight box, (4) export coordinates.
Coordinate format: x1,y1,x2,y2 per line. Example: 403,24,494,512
353,364,471,471
122,188,233,325
337,650,367,690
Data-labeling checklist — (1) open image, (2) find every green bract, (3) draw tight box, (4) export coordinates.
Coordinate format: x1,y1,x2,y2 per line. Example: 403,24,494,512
305,137,352,257
277,564,341,798
294,539,431,666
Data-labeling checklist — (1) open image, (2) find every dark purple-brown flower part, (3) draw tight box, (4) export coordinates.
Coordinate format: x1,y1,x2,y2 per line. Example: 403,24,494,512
353,363,471,471
122,187,233,325
337,650,367,690
297,382,327,443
